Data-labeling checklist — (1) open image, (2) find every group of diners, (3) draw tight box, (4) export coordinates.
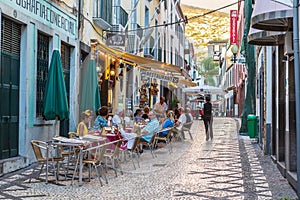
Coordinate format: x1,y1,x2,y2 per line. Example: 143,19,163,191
76,96,194,153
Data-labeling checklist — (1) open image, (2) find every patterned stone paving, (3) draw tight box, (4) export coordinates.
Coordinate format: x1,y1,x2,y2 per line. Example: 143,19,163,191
0,118,297,199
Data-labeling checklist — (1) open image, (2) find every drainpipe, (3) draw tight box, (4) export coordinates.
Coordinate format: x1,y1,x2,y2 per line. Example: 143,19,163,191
293,0,300,196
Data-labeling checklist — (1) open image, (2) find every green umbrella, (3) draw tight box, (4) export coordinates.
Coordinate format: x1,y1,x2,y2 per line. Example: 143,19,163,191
43,50,69,120
80,59,101,113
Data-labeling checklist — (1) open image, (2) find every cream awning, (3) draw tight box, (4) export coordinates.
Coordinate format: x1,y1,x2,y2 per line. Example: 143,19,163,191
251,0,292,31
178,78,197,87
96,42,182,75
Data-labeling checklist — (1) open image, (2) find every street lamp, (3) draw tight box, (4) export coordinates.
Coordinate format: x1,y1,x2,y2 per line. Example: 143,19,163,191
231,44,239,63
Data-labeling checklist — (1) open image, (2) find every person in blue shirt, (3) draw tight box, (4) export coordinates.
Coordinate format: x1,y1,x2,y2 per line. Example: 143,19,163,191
140,111,160,143
93,106,109,131
158,110,175,137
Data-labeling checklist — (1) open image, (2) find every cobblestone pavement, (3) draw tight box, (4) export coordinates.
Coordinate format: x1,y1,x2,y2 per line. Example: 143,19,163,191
0,118,297,200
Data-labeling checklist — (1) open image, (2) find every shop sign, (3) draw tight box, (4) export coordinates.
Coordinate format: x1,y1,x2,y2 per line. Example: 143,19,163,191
106,33,125,49
230,10,238,44
2,0,77,39
141,70,179,83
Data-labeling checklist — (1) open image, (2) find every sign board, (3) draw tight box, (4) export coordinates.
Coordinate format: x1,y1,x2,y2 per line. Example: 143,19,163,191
1,0,77,39
230,10,238,44
141,70,179,83
106,33,126,49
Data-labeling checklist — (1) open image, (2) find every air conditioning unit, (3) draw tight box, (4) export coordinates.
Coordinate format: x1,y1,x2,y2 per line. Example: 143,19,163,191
126,34,141,53
111,24,125,33
284,31,294,55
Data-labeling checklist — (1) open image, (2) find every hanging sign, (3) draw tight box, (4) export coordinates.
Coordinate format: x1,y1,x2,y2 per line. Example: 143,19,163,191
230,10,238,44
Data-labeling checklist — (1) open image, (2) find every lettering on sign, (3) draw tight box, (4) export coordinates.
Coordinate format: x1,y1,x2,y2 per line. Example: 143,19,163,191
230,10,238,45
4,0,77,38
141,70,179,83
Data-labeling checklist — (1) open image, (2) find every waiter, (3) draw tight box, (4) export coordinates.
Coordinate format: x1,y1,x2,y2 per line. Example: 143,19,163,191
154,96,168,118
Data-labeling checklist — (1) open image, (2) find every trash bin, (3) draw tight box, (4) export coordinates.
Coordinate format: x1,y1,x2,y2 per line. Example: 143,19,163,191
247,114,257,138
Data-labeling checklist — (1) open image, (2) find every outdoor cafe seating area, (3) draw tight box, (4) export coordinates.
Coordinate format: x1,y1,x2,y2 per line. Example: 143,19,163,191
28,120,194,187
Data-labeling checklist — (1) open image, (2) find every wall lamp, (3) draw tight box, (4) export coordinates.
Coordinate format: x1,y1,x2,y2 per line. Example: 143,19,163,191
231,44,238,63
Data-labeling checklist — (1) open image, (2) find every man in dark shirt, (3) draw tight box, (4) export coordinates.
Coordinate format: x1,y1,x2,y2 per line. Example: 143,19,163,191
203,95,213,141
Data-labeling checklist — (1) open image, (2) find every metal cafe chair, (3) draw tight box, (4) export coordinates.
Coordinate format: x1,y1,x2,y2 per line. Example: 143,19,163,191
29,140,66,184
182,122,194,141
140,133,157,158
154,128,174,153
103,140,123,177
72,144,108,186
122,136,141,169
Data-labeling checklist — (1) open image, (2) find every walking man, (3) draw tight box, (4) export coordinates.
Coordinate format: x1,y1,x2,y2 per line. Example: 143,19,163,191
203,95,213,141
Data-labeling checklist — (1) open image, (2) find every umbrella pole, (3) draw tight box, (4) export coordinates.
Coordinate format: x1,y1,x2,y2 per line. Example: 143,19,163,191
55,116,59,137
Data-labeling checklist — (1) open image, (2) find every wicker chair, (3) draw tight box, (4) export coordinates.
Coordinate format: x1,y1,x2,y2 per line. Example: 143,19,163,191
182,122,193,140
29,140,65,184
140,133,157,158
154,128,173,153
72,144,108,186
122,136,141,169
103,140,123,177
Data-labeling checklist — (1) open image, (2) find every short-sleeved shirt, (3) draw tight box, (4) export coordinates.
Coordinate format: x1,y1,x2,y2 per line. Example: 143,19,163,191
93,115,108,130
141,118,160,142
154,102,168,116
176,113,187,130
160,118,174,136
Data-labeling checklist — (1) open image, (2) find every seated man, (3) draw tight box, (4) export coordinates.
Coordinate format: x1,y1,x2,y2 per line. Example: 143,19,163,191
112,108,137,150
140,111,160,144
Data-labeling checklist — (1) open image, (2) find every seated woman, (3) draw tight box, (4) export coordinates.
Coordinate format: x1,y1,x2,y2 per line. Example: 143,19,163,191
158,110,175,137
142,106,150,120
92,106,109,131
76,111,95,137
112,108,137,150
134,109,144,123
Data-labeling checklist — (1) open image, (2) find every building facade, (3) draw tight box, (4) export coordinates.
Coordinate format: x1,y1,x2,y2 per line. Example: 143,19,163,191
0,0,192,174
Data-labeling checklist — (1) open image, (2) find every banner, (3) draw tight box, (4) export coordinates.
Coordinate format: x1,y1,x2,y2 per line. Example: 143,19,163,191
230,10,238,44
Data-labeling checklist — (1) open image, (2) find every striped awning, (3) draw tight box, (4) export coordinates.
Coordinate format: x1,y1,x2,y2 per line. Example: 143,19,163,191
251,0,292,31
248,28,286,46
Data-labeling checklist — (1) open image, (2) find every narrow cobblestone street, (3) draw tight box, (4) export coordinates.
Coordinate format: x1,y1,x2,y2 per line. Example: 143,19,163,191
0,118,297,199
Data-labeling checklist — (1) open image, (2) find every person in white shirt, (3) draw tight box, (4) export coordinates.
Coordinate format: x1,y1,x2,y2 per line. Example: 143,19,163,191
112,108,137,150
174,107,187,139
154,96,168,118
185,107,193,122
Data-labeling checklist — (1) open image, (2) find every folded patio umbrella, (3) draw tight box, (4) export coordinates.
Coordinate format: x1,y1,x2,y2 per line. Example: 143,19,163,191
80,59,101,113
43,50,69,120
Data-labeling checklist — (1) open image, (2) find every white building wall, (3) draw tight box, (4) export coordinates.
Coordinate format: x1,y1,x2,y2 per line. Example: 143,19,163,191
0,1,79,172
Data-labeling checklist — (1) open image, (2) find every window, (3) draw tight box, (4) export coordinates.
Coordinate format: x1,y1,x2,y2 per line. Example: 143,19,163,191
36,33,49,118
61,43,70,104
95,0,113,24
60,43,71,137
119,7,128,28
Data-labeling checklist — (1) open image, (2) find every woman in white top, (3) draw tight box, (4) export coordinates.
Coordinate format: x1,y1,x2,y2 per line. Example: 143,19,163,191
112,108,137,149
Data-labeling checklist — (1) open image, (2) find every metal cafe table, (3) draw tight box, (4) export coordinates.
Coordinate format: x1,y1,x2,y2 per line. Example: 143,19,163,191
52,135,106,186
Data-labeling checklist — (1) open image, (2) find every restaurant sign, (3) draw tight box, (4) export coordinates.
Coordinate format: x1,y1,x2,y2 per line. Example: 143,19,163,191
106,33,126,50
141,70,179,83
230,10,238,44
2,0,77,39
